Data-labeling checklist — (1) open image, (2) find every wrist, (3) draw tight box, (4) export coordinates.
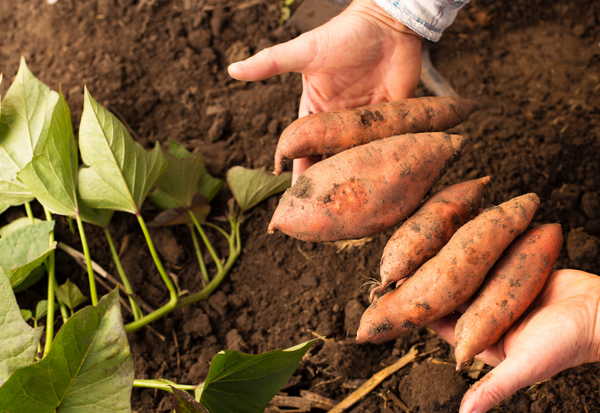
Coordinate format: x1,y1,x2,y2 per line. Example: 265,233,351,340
347,0,423,40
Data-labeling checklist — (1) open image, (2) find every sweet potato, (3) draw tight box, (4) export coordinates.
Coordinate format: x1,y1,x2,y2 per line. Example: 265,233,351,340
356,193,540,344
453,223,563,368
268,132,471,242
273,96,480,175
371,176,491,302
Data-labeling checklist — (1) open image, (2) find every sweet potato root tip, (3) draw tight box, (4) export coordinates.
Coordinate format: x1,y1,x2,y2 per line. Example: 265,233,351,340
269,133,472,242
273,96,480,174
357,193,540,344
453,223,563,368
372,176,491,302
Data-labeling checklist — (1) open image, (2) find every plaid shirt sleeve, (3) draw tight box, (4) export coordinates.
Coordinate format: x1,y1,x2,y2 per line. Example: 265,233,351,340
372,0,469,41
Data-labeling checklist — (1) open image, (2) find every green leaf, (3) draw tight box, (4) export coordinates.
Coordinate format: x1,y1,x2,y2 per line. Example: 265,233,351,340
0,58,59,209
199,340,315,413
12,265,46,293
197,169,223,203
0,289,135,412
148,195,211,227
0,266,43,386
0,220,56,288
18,90,79,216
78,206,114,228
154,139,204,208
171,386,210,413
20,309,32,322
34,300,50,321
55,278,88,312
226,166,292,211
0,216,42,237
77,88,169,214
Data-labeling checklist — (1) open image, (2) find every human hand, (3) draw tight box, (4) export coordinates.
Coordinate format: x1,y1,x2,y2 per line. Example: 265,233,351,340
228,0,422,181
429,269,600,413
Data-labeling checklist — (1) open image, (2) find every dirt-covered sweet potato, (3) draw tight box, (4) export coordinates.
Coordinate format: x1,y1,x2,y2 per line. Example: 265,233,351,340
273,96,480,175
356,193,540,344
370,176,491,302
453,223,563,368
268,132,472,242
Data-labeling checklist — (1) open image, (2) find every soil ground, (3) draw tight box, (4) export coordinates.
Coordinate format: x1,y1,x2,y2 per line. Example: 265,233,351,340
1,0,600,412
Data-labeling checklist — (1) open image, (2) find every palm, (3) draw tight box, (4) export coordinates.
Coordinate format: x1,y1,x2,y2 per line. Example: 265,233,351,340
431,269,600,412
295,4,422,116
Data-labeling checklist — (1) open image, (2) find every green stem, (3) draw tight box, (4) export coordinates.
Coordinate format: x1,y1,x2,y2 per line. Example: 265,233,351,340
133,379,198,392
104,227,143,320
190,226,209,284
124,214,178,333
188,211,223,273
24,202,35,223
204,221,231,241
75,214,98,306
176,217,242,309
43,208,57,357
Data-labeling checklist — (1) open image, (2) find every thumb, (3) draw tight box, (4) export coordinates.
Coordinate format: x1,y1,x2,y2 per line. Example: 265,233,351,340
459,352,547,413
228,32,317,81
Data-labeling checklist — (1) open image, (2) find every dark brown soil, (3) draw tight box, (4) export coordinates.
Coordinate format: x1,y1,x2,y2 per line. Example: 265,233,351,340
1,0,599,412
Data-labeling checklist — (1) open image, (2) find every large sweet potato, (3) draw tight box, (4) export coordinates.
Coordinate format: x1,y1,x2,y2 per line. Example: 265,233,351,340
453,223,563,368
371,176,491,301
356,193,540,344
273,96,479,175
268,132,471,242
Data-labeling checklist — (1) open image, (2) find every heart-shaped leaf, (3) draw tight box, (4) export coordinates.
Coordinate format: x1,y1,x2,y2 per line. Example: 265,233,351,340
20,309,32,322
55,278,88,312
199,340,315,413
0,58,59,210
197,169,223,203
77,88,169,214
171,386,209,413
34,300,51,321
0,220,56,288
0,289,135,412
0,266,43,386
18,90,79,216
154,139,204,208
148,194,211,227
226,166,292,211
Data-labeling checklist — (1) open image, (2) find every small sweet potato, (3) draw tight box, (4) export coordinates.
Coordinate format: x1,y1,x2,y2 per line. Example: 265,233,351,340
268,132,471,242
356,193,540,344
273,96,480,175
453,223,563,368
371,176,491,302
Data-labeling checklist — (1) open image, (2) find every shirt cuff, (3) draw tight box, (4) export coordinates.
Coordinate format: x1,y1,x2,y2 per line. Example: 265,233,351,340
372,0,469,42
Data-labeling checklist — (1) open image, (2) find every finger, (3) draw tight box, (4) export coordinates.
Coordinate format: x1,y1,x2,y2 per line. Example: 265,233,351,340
292,156,320,184
427,312,460,346
228,32,317,81
459,352,550,413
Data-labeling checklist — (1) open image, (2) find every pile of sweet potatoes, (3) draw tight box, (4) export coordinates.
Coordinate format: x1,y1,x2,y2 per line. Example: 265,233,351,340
268,96,563,368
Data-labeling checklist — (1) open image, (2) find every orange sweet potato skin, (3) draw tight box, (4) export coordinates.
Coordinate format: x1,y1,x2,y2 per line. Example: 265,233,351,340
356,193,540,344
268,133,471,242
453,223,563,367
371,176,491,302
273,96,480,175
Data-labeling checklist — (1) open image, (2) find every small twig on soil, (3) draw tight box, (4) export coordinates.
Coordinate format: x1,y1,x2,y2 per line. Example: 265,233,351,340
296,244,312,261
386,390,410,413
299,390,338,410
58,241,155,314
172,329,181,369
267,394,312,412
203,0,264,11
327,345,419,413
